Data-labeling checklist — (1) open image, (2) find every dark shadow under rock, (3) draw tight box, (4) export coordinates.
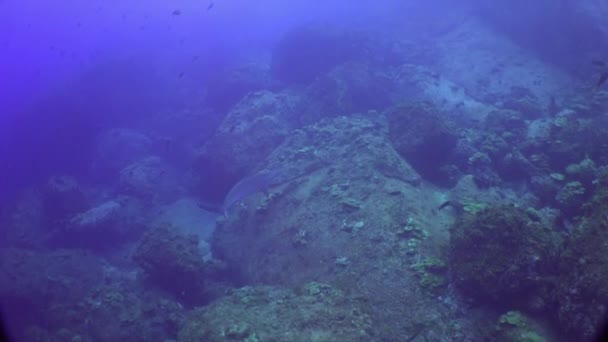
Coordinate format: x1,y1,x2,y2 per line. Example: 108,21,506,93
387,102,458,186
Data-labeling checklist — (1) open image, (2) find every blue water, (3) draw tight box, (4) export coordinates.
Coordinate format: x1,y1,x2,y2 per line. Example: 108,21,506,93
2,1,608,341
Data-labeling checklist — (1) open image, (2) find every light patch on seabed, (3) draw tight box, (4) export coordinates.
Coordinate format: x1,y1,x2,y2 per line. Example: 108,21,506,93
154,197,218,259
421,74,496,121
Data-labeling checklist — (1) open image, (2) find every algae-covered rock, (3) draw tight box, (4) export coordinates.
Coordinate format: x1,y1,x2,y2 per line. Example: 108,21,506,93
564,157,597,186
492,311,548,342
195,90,305,204
449,205,560,308
178,283,372,342
133,225,207,305
44,284,186,342
212,115,467,340
552,174,608,339
529,174,561,204
54,197,146,250
484,109,528,143
554,181,586,215
410,257,448,294
119,155,180,199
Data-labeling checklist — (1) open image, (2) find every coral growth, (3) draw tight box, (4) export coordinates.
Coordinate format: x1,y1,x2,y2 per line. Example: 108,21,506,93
450,205,560,308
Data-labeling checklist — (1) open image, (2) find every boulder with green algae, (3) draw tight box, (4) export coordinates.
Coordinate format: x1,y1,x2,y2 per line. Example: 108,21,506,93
554,181,586,215
410,257,448,294
133,225,207,304
178,283,373,342
552,174,608,339
449,205,560,308
492,311,548,342
211,115,473,340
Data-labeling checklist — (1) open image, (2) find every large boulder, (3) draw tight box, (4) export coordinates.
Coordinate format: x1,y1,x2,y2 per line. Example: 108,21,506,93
48,196,146,250
195,90,305,204
153,198,218,259
118,155,181,201
211,115,475,340
33,283,185,342
449,205,560,309
133,225,208,305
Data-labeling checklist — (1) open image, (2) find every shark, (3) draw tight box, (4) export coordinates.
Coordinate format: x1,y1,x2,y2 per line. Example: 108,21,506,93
221,169,285,216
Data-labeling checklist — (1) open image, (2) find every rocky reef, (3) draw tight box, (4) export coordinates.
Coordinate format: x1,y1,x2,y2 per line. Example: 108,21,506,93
450,205,561,309
4,4,608,341
179,283,373,342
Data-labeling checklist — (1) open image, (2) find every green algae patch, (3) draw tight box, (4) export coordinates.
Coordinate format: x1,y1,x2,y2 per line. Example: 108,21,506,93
493,311,548,342
410,257,448,294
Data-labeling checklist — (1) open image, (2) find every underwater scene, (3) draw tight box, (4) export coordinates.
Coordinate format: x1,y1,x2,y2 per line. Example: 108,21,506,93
3,0,608,341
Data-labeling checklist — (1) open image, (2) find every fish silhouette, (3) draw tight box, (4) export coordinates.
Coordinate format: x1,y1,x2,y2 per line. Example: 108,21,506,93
222,169,285,216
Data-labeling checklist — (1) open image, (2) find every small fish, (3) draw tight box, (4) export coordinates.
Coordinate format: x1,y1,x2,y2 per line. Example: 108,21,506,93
172,9,181,15
207,2,214,11
592,59,607,68
178,72,185,78
437,201,452,210
597,71,608,88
